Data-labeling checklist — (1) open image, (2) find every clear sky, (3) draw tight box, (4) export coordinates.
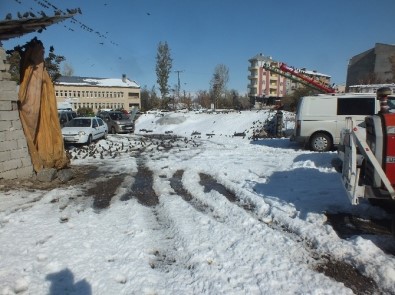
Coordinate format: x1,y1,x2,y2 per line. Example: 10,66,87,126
2,0,395,95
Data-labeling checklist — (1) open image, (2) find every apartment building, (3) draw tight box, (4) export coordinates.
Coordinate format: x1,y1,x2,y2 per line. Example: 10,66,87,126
248,53,331,106
346,43,395,91
248,54,288,105
54,74,141,113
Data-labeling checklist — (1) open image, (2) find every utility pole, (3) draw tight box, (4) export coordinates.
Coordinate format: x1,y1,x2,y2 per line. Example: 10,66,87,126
174,70,184,99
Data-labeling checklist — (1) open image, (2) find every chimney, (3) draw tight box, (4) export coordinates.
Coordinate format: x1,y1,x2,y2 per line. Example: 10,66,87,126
122,74,127,83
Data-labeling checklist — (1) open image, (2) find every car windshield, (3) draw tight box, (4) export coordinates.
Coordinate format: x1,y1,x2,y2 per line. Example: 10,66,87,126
65,118,91,128
109,112,130,120
109,113,123,120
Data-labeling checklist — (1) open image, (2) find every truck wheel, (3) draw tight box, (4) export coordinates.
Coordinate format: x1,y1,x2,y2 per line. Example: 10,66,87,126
310,133,332,152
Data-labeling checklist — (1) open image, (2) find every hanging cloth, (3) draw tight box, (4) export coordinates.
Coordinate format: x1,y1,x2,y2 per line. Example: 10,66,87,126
18,38,69,173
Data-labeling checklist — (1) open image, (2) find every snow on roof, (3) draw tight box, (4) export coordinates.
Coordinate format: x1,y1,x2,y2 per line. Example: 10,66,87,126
56,76,140,88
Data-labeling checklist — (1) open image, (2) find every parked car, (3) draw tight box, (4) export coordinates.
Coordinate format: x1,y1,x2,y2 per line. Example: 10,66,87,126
97,111,134,134
62,117,108,144
58,110,77,128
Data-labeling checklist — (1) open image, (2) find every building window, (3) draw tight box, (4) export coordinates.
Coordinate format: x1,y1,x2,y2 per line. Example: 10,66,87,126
128,92,139,97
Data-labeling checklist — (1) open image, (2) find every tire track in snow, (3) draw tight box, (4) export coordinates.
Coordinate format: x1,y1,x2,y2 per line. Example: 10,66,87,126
121,160,159,206
170,169,313,258
169,170,225,222
163,170,334,292
118,163,194,279
172,171,379,294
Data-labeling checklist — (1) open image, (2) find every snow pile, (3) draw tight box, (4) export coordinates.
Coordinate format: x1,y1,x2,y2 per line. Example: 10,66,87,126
0,110,394,294
136,109,295,139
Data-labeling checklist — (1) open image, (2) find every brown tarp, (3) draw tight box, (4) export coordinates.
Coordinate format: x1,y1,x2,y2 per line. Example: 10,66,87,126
17,39,69,173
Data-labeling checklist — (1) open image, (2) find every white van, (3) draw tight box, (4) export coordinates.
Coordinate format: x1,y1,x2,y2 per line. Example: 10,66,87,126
291,93,385,152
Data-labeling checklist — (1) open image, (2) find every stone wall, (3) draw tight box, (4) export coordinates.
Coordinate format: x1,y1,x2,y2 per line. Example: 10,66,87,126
0,47,34,180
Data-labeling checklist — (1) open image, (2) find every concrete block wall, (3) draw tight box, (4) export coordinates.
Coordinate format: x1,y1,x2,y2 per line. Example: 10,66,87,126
0,47,34,180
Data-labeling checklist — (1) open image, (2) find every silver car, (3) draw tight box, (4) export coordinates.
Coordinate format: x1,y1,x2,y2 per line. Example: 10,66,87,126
97,111,134,134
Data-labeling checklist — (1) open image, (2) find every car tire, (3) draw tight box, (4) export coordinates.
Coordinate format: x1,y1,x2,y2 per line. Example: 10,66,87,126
86,135,93,145
103,131,107,139
111,127,116,134
310,132,332,152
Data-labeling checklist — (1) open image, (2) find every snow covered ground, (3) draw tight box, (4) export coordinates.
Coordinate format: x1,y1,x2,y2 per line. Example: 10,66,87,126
1,110,395,294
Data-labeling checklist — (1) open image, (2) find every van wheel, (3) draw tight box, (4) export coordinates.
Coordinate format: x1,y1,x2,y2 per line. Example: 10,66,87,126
310,133,332,152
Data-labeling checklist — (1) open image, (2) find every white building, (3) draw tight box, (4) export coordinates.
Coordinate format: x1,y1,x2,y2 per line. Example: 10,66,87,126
55,74,141,113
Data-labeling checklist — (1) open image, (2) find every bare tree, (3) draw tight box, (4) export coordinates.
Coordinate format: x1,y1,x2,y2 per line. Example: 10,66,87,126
140,85,160,111
210,64,229,108
195,90,211,109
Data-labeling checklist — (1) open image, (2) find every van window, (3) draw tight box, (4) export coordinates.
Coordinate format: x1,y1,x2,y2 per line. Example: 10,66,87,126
337,97,375,115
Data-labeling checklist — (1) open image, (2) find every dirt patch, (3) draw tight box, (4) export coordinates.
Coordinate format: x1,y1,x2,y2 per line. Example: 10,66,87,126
199,173,237,202
86,174,126,209
0,165,98,192
316,258,378,294
326,213,393,238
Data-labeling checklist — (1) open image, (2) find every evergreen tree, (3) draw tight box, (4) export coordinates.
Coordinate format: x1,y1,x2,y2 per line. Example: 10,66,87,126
45,45,65,82
155,41,173,100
